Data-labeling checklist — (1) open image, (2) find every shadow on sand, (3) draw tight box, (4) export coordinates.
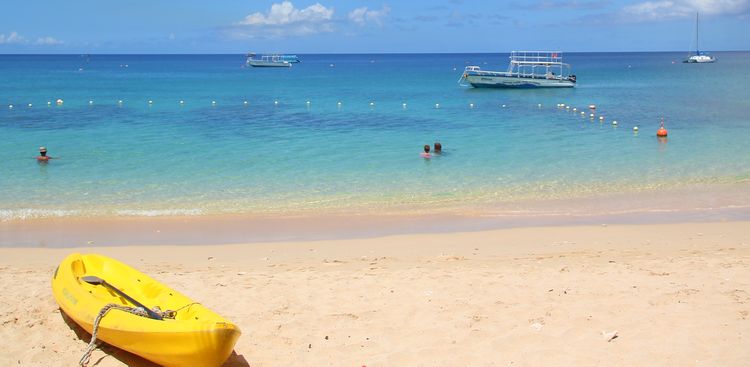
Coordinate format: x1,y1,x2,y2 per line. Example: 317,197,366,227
60,311,249,367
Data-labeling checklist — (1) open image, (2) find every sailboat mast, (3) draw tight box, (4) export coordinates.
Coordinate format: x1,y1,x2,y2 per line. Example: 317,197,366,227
696,13,699,54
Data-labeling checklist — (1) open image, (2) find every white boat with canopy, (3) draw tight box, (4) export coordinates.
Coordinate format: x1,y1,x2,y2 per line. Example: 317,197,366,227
459,51,576,88
245,53,295,67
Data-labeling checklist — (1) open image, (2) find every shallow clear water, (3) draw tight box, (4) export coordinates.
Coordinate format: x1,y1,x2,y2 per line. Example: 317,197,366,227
1,53,749,219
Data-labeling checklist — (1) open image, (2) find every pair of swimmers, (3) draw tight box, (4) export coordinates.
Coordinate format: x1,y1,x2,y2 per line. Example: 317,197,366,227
421,142,442,158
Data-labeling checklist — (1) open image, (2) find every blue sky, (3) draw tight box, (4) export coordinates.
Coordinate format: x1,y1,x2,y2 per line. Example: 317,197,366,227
1,0,748,53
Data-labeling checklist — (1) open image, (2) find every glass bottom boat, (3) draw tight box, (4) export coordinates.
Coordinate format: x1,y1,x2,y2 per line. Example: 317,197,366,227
460,51,576,88
246,53,295,68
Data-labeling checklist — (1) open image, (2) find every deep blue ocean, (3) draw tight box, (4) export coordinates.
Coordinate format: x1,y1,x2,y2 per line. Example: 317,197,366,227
1,53,749,220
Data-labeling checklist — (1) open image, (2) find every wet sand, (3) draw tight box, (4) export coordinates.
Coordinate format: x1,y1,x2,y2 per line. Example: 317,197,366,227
3,181,750,248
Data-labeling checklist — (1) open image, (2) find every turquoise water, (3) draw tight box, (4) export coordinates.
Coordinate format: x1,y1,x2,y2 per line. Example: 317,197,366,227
1,53,749,220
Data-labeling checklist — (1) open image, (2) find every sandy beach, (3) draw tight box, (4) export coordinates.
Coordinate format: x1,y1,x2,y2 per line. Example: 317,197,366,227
1,221,749,366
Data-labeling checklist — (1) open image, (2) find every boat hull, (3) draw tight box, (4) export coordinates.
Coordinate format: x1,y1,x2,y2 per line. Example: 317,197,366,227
465,74,575,88
247,60,291,67
683,55,716,63
52,253,241,367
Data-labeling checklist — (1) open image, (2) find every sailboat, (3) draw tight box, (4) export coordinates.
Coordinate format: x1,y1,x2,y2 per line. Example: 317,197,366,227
683,13,716,63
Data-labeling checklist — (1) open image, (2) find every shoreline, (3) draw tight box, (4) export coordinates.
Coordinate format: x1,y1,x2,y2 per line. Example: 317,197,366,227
2,205,750,248
3,180,749,222
2,181,749,247
1,221,748,366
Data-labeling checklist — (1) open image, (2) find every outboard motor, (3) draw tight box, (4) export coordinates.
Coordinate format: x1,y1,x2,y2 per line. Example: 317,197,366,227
569,75,577,83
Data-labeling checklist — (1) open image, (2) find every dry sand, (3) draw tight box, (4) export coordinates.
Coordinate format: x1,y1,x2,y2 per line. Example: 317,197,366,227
1,221,749,366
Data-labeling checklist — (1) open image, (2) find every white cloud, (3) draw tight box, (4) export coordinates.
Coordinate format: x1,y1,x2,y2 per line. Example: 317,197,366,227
238,1,333,25
1,31,64,46
0,31,26,44
232,1,335,38
623,0,749,21
348,6,391,25
35,36,64,45
348,7,368,23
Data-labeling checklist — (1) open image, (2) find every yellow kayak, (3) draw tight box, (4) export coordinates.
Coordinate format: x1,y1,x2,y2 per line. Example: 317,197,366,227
52,253,241,367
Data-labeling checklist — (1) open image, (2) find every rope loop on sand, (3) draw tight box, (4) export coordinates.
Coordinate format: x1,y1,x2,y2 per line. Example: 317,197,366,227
78,301,194,366
78,304,148,367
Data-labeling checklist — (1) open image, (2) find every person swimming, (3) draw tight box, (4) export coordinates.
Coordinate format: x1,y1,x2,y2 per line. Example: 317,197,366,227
434,142,442,154
420,144,431,158
37,146,52,162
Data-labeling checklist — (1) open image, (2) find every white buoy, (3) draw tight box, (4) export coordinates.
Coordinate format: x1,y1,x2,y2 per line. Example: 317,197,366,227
402,103,407,108
148,100,153,105
502,104,506,108
243,101,248,105
469,103,474,108
581,112,586,116
212,101,216,105
337,101,342,106
28,103,33,108
179,100,185,105
329,63,334,67
47,101,52,106
369,102,375,107
589,104,596,110
590,113,595,118
435,103,440,109
56,99,64,105
274,100,279,105
306,101,311,105
599,116,604,121
118,100,123,104
8,104,13,109
612,121,618,126
633,126,638,131
89,100,94,105
538,103,542,108
572,108,577,112
566,106,570,110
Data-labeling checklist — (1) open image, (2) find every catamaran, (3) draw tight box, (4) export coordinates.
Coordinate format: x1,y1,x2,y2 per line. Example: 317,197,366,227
246,53,299,67
459,51,576,88
683,13,716,63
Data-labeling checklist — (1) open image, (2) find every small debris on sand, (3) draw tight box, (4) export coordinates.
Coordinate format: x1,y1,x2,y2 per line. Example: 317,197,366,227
602,330,618,342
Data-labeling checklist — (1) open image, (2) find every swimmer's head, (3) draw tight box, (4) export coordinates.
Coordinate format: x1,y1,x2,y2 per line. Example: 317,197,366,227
434,142,442,152
423,144,430,153
39,146,47,156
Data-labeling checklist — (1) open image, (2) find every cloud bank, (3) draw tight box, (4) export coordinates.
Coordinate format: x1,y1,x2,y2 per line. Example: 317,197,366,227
0,32,26,44
623,0,749,21
35,36,64,45
0,31,63,46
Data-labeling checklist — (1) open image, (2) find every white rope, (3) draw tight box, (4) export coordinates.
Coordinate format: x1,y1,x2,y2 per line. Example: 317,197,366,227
78,302,194,366
79,303,148,367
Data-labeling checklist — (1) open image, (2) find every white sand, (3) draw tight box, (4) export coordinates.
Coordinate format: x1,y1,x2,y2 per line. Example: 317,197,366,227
1,221,749,366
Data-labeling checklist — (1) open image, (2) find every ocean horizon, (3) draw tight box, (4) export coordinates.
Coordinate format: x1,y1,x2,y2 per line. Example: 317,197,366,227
2,52,749,221
3,50,749,55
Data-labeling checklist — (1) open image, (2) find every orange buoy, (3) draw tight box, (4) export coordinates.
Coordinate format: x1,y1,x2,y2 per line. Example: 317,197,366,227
656,118,668,137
